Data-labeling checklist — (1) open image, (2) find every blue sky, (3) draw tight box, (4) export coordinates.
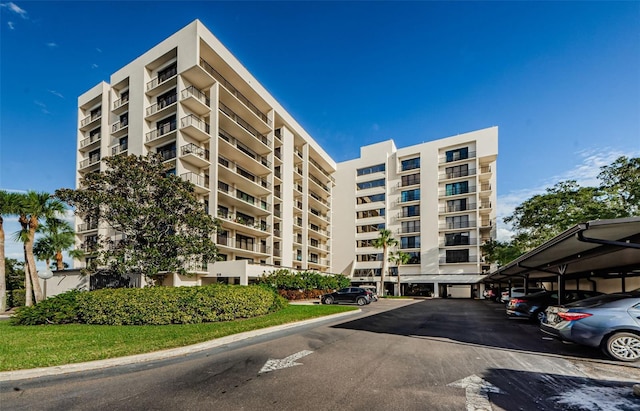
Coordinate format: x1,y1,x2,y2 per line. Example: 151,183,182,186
1,1,639,264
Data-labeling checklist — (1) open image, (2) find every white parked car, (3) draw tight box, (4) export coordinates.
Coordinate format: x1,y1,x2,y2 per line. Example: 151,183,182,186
500,287,545,303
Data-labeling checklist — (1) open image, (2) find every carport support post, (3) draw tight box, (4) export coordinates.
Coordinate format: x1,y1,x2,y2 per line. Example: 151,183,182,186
622,273,627,293
557,264,567,305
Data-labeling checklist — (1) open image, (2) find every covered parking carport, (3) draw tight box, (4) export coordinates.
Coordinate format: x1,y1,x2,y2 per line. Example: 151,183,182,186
483,217,640,304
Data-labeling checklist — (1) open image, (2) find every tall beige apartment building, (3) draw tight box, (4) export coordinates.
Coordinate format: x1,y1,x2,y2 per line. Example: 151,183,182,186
75,20,498,294
76,20,335,287
333,128,498,298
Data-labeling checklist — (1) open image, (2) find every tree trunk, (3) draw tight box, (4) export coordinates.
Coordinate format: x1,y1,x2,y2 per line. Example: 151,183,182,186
55,250,64,271
397,272,401,297
26,226,43,303
0,217,6,312
380,245,387,297
24,248,32,307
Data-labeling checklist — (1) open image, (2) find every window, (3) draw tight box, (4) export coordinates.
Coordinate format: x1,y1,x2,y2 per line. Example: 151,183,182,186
401,220,420,233
353,268,381,277
157,88,177,109
401,173,420,186
401,189,420,202
357,178,385,190
401,205,420,218
90,106,101,120
446,215,470,229
446,181,469,196
356,239,376,248
157,142,176,161
445,232,470,246
446,249,469,263
119,113,128,127
357,223,385,233
446,199,467,212
357,209,385,219
157,115,176,134
446,147,469,162
120,90,129,103
89,128,101,138
406,252,421,264
158,63,177,82
445,164,469,179
217,206,229,218
401,157,420,171
401,236,421,249
357,253,383,262
236,212,254,226
357,163,385,176
357,193,385,204
236,190,255,205
310,238,319,247
236,234,254,251
309,253,319,263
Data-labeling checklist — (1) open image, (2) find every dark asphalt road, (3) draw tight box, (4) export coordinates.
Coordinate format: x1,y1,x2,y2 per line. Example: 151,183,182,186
2,299,639,411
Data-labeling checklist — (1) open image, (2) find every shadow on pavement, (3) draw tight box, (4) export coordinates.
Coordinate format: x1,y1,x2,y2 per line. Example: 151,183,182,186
333,299,622,363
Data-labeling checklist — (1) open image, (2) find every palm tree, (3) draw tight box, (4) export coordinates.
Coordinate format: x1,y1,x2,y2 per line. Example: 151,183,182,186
389,251,410,296
372,229,398,297
0,191,21,312
35,217,77,271
16,192,66,304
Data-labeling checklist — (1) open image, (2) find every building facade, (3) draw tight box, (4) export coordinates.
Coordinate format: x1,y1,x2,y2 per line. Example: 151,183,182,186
75,20,498,293
332,128,498,297
75,20,335,286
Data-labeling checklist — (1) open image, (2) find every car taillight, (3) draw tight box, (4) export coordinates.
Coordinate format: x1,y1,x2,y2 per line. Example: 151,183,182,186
510,298,525,304
557,312,593,321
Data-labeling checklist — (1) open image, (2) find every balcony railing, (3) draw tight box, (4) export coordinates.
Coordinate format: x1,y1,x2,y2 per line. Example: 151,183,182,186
181,85,210,106
111,143,128,155
217,212,269,232
146,66,177,91
113,95,129,110
80,112,101,127
146,94,177,117
218,183,270,211
181,143,209,161
79,156,100,169
146,121,177,142
440,168,477,179
441,238,478,247
180,172,209,189
439,221,477,230
215,236,269,254
440,186,477,197
218,156,270,189
181,114,210,135
111,119,128,133
77,222,98,232
80,132,101,148
309,157,335,182
439,151,477,164
309,190,330,208
439,203,477,213
439,255,479,264
218,102,270,146
218,129,271,168
308,174,330,193
158,148,177,161
199,58,271,126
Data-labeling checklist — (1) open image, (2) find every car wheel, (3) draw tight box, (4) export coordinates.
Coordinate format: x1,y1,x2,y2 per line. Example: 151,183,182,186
356,297,367,306
323,296,334,305
603,332,640,362
533,310,546,324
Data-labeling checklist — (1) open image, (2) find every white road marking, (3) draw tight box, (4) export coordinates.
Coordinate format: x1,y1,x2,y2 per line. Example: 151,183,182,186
448,374,504,411
259,350,314,374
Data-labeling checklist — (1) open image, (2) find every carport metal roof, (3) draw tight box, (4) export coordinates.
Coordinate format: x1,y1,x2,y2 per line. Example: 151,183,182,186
484,217,640,283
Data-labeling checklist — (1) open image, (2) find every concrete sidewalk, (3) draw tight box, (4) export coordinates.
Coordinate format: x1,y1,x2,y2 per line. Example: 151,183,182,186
0,308,359,382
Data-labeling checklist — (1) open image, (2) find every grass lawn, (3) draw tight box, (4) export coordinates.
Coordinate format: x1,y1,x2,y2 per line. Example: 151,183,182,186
0,304,356,372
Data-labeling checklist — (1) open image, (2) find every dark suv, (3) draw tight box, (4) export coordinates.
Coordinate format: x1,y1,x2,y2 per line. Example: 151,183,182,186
321,287,371,306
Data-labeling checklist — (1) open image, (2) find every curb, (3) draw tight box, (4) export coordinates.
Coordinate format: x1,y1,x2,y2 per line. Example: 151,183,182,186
0,309,360,382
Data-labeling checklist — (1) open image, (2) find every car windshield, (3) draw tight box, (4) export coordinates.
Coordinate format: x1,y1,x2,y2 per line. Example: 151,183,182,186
566,291,640,308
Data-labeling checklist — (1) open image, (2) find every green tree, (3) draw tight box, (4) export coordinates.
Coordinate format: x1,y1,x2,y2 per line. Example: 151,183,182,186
34,216,78,271
56,154,219,281
389,250,410,296
598,156,640,216
480,240,524,267
504,180,616,250
0,191,21,312
372,229,398,297
16,191,66,304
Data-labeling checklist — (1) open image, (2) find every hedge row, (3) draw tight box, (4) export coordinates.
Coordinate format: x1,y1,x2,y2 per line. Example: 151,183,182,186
277,289,327,300
11,284,287,326
258,269,350,291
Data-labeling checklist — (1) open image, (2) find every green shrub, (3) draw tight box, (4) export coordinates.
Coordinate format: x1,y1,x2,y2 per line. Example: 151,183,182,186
9,289,25,308
258,269,350,295
10,290,81,325
10,284,288,326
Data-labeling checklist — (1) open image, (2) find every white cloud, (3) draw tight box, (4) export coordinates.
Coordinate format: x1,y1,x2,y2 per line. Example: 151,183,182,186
48,89,64,99
46,42,58,48
96,48,102,53
371,123,380,131
496,147,640,242
7,21,14,29
1,2,28,19
91,63,98,69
